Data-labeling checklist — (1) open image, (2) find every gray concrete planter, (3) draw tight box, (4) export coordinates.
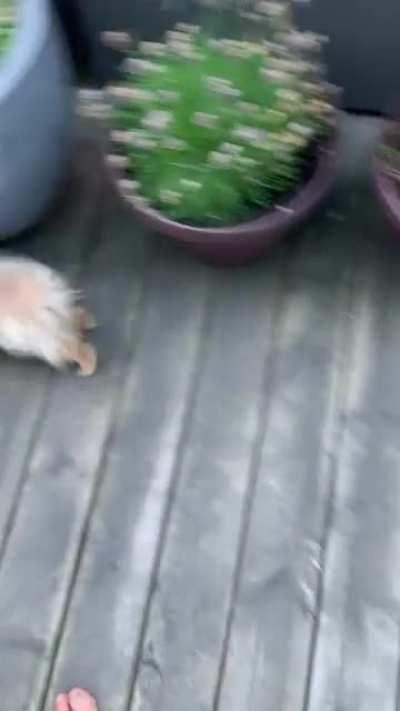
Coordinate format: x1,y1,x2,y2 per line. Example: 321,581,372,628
0,0,74,238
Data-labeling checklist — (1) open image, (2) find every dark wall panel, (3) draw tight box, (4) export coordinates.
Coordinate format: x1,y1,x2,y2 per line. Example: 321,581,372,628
54,0,400,112
295,0,400,114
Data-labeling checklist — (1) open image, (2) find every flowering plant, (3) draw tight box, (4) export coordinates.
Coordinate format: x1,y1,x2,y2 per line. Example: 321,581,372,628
103,2,336,227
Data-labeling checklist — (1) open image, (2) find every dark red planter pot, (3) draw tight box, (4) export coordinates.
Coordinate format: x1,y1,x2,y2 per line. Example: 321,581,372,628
373,130,400,235
117,125,339,267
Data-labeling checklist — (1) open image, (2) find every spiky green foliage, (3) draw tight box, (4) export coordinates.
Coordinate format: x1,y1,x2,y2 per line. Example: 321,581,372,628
106,6,335,226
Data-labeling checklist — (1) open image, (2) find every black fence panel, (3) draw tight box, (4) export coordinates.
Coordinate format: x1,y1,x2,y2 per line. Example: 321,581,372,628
53,0,400,112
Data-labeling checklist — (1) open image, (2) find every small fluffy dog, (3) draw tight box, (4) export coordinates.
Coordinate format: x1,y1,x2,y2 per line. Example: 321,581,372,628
0,257,97,375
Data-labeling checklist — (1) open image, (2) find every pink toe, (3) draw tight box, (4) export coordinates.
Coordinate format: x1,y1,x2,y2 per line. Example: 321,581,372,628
56,694,70,711
68,688,98,711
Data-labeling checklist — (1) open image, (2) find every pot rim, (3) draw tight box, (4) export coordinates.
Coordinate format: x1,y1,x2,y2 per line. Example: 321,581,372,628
112,117,339,243
0,0,48,104
373,124,400,221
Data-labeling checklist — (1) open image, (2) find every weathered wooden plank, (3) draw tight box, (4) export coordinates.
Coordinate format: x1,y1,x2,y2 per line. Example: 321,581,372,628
216,117,382,711
0,140,103,558
215,217,354,711
42,241,211,710
1,114,396,711
0,188,150,711
306,131,400,711
127,252,287,711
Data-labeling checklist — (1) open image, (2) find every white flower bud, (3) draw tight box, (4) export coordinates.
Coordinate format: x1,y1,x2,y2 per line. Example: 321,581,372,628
166,30,192,45
158,90,180,103
288,122,314,137
117,178,140,195
106,85,153,103
209,151,233,167
180,179,202,190
276,88,301,103
235,156,258,168
101,31,133,51
142,110,172,132
111,130,134,145
257,1,287,17
192,112,219,129
205,76,241,98
175,23,200,34
260,67,292,84
220,142,243,155
138,41,166,57
160,189,182,205
161,137,187,151
123,57,166,74
232,125,269,145
106,154,130,170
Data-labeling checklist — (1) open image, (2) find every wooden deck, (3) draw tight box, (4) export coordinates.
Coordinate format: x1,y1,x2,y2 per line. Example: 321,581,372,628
1,115,400,711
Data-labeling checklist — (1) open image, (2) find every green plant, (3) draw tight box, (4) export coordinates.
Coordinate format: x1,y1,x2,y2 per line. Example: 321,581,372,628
0,1,14,59
380,140,400,187
103,2,336,226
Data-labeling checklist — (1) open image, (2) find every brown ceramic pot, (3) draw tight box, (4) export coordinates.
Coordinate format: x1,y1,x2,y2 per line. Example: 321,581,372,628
373,123,400,236
114,123,339,267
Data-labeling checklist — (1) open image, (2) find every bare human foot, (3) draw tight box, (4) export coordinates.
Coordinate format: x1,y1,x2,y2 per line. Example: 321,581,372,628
69,689,98,711
56,688,98,711
56,694,71,711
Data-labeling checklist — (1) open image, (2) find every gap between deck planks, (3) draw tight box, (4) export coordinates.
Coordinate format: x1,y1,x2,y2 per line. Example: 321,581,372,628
0,138,103,569
42,243,211,710
219,119,400,711
0,139,150,711
1,117,400,711
49,244,287,711
307,121,400,711
128,133,358,711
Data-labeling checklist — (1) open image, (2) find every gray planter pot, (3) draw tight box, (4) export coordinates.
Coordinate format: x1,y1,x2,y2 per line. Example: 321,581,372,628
0,0,74,238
